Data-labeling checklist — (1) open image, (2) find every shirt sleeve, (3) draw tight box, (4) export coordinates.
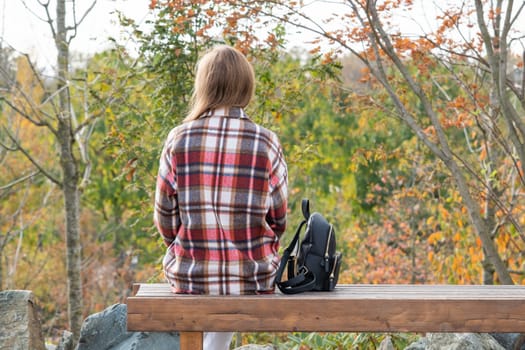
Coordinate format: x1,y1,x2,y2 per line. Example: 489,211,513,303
153,134,180,246
266,135,288,238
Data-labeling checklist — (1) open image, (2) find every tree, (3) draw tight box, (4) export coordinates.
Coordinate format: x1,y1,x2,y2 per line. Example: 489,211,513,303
156,0,525,285
232,0,525,285
0,0,98,340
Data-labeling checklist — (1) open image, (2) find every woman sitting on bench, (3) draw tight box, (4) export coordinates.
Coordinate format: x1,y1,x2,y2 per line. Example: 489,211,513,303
153,45,288,350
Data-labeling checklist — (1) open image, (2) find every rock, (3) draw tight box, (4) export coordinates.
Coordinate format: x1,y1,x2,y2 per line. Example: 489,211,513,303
76,303,179,350
0,290,46,350
76,304,130,349
378,336,395,350
490,333,525,350
405,333,505,350
56,330,74,350
108,332,180,350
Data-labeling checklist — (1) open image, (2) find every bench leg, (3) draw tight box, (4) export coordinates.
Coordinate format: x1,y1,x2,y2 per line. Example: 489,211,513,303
180,331,203,350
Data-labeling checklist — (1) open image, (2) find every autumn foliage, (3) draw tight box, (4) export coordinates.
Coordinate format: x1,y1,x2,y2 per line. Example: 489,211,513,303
2,0,525,347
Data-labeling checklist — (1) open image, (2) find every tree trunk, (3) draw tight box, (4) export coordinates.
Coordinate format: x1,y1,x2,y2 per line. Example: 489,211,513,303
0,248,3,290
56,0,83,340
445,161,513,285
482,255,495,285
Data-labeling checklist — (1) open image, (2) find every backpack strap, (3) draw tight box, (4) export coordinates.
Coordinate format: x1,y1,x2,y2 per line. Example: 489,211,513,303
277,266,317,294
275,199,317,294
275,217,317,294
302,198,310,220
275,220,306,294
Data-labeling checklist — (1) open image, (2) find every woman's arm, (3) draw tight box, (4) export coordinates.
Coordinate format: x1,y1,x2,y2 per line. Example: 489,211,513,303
154,139,181,246
267,140,288,237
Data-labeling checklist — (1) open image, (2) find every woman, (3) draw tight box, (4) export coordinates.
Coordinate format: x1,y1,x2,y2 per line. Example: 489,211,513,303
154,45,288,349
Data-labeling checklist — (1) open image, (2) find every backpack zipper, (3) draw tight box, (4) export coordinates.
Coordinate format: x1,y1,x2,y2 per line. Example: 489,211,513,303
324,225,333,272
329,253,340,289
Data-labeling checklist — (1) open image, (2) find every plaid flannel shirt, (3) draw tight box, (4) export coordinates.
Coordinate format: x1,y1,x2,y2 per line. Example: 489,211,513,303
154,107,288,295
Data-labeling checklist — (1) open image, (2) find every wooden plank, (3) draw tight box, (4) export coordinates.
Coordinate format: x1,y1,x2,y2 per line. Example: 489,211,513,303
127,284,525,333
132,283,525,299
179,332,202,350
131,283,141,296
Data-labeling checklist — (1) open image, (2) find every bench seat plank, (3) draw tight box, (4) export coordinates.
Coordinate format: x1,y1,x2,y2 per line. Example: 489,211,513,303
127,284,525,333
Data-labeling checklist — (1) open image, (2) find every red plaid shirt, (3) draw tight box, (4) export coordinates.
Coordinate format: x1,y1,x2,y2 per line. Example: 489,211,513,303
154,107,288,295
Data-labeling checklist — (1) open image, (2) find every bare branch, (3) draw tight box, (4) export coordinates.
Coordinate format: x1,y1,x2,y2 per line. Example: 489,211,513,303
0,123,18,152
20,0,58,40
244,1,339,51
522,50,525,101
363,2,452,160
433,56,525,189
0,171,41,191
2,126,61,186
474,0,495,58
0,53,60,131
21,0,50,23
67,0,98,43
0,95,57,132
509,1,525,28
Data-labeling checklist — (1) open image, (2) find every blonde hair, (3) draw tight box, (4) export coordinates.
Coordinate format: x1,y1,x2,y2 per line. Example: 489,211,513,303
184,45,255,122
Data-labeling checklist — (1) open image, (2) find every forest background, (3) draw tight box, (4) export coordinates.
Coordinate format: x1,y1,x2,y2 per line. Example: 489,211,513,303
1,0,525,349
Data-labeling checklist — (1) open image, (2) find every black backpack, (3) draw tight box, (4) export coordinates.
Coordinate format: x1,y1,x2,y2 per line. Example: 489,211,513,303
275,199,342,294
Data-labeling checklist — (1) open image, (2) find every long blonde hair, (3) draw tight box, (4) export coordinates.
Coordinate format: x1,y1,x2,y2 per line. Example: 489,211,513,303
184,45,255,122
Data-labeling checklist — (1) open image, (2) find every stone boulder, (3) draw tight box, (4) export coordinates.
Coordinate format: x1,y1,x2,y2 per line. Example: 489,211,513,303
490,333,525,350
0,290,46,350
75,303,276,350
405,333,505,350
76,303,179,350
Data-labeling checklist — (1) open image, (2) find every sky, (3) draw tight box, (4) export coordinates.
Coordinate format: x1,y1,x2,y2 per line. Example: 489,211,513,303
0,0,152,67
0,0,437,68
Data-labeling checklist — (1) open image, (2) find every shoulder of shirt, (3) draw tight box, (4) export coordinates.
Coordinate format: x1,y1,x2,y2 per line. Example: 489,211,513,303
253,122,281,143
162,122,190,151
166,120,195,138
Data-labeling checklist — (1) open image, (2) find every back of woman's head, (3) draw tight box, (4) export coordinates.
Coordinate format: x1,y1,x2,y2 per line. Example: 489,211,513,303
185,45,255,122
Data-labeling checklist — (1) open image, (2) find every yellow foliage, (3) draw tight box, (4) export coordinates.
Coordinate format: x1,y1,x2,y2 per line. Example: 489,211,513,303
479,146,487,161
15,56,44,103
496,232,510,253
468,247,481,264
439,206,450,220
428,231,443,245
341,174,357,202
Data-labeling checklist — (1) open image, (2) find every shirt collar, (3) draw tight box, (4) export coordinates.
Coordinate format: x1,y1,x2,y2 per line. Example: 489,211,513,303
203,107,248,119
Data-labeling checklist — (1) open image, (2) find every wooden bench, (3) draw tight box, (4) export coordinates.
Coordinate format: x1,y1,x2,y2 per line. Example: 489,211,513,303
126,283,525,350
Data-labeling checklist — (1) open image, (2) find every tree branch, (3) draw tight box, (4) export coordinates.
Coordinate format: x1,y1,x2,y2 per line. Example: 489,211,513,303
67,0,98,43
0,96,57,134
26,0,58,40
0,171,41,191
2,126,61,186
